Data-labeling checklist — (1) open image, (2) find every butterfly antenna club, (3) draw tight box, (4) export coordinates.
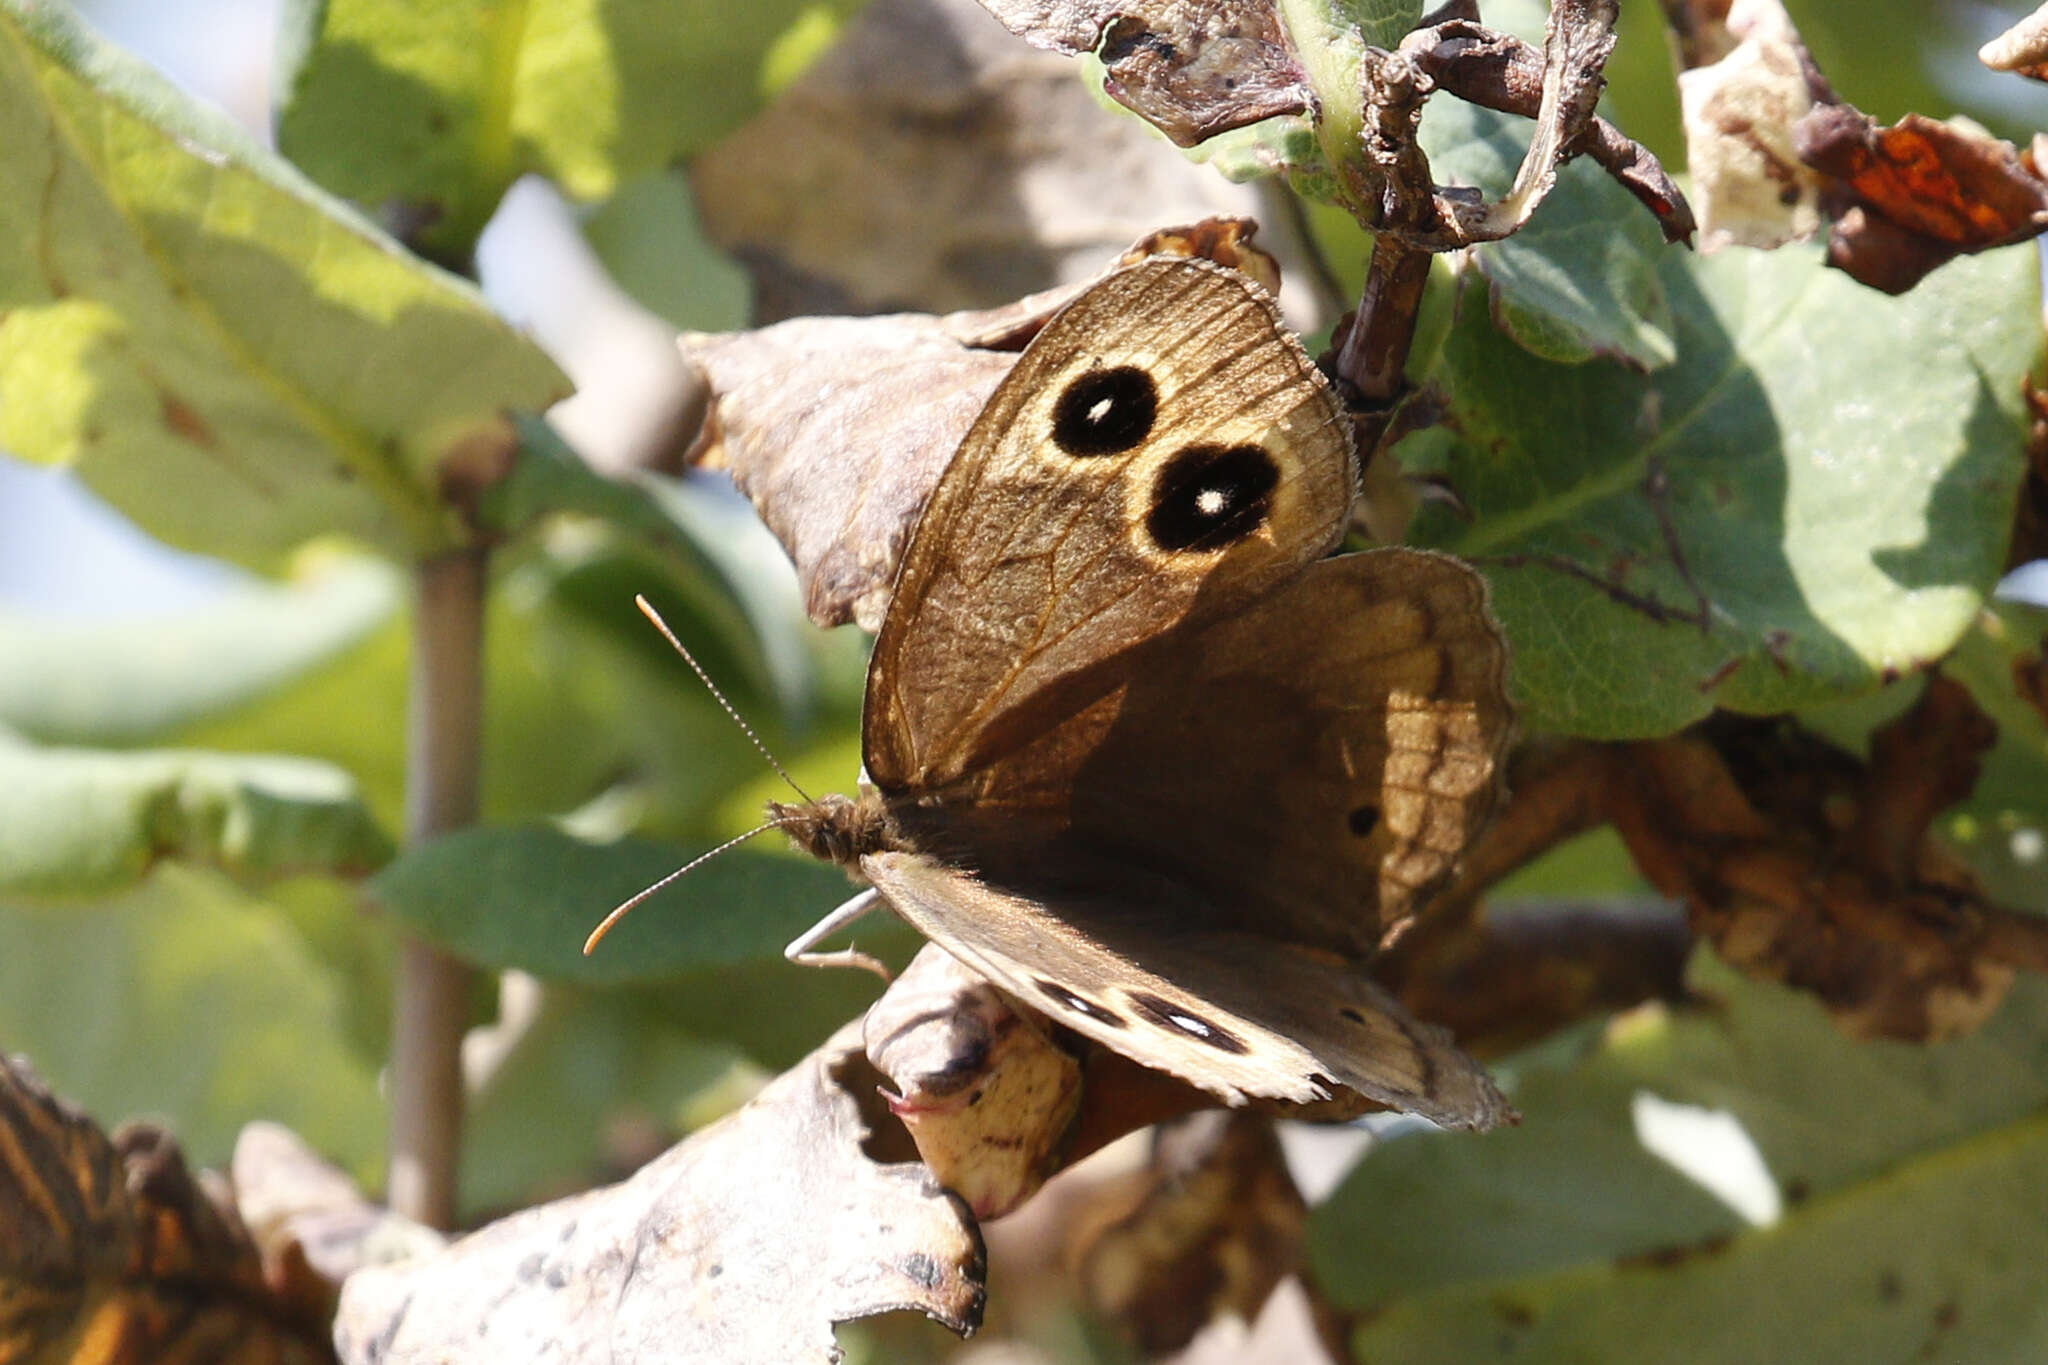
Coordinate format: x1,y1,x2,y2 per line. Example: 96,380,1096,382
633,594,817,804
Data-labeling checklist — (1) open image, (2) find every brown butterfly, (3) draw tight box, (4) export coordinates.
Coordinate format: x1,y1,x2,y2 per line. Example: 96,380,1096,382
749,256,1515,1127
598,256,1513,1126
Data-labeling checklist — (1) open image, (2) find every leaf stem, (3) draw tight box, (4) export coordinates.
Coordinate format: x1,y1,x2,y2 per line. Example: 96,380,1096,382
386,548,488,1228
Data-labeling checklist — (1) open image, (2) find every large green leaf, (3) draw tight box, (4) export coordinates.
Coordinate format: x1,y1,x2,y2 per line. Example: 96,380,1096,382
0,732,392,900
275,0,866,256
364,824,868,985
0,0,569,569
461,983,755,1215
1312,950,2048,1361
0,865,386,1185
1421,99,1677,370
0,553,398,744
1406,240,2038,737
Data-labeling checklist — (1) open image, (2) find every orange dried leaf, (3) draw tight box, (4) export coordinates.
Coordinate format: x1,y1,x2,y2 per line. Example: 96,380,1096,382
0,1056,335,1365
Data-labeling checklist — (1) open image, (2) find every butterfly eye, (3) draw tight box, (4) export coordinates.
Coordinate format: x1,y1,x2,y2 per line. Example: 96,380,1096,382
1124,991,1251,1054
1052,366,1157,456
1146,444,1279,552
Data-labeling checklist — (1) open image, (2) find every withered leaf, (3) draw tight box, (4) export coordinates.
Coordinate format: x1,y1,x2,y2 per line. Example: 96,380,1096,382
684,217,1281,630
1607,704,2022,1043
684,311,1014,631
691,0,1274,319
1072,1112,1306,1356
332,1021,985,1365
974,0,1313,147
0,1055,335,1365
1795,107,2048,293
1674,0,1828,251
229,1123,442,1330
1979,3,2048,82
865,946,1083,1220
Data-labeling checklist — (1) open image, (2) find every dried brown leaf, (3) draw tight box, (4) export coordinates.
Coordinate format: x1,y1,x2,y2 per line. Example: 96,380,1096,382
684,217,1283,630
1795,107,2048,293
1674,0,1828,250
692,0,1276,319
0,1055,335,1365
1979,3,2048,82
1608,706,2023,1042
866,946,1084,1219
332,1021,985,1365
974,0,1312,147
683,311,1015,630
1071,1112,1306,1355
229,1123,441,1330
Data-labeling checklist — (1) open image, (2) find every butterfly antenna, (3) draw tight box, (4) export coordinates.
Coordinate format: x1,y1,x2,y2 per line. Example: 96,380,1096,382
633,594,816,804
583,818,788,955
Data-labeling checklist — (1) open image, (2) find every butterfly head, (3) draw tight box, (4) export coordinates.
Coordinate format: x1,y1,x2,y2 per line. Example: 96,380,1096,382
769,788,898,871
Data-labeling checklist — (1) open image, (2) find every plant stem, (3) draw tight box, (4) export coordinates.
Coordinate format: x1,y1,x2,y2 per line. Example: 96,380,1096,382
387,547,488,1229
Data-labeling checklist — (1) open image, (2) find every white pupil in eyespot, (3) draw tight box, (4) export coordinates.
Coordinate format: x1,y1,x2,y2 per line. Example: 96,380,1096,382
1169,1011,1213,1037
1195,487,1228,517
1088,397,1113,424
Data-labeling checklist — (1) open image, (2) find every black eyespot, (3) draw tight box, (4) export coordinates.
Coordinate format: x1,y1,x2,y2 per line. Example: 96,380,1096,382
1126,991,1250,1054
1035,978,1126,1027
1146,443,1279,552
1348,805,1379,837
1052,366,1157,456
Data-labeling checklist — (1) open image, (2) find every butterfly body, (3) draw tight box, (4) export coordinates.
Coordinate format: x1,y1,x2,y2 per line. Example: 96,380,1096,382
780,257,1514,1127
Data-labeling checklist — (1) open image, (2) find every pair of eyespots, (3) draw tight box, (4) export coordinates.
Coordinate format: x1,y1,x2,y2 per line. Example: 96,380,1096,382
1050,365,1279,554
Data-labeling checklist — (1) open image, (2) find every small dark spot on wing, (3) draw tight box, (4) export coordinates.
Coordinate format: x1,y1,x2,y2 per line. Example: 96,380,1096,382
1147,443,1278,552
1052,366,1157,456
1125,990,1250,1053
1035,977,1127,1027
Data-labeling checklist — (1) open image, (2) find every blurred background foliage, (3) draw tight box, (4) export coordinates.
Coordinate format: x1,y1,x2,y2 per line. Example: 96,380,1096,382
1,0,2046,1360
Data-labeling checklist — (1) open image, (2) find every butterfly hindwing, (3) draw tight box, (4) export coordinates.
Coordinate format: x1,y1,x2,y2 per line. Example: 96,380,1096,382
860,851,1510,1128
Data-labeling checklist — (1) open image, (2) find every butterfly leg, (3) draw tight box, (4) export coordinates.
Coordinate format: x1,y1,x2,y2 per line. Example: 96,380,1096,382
785,888,893,981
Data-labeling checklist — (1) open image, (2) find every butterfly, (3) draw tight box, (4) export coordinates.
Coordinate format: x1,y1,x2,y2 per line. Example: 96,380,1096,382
720,256,1510,1126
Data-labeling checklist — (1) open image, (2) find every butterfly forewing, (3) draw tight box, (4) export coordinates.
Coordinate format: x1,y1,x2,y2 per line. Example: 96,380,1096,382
863,257,1354,793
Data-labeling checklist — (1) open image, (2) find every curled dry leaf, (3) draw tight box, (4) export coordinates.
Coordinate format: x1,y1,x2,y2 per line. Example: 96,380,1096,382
332,1021,985,1365
229,1122,443,1328
1979,3,2048,82
1167,1276,1342,1365
1070,1112,1307,1356
1795,107,2048,294
0,1054,335,1365
974,0,1312,147
1673,0,1828,251
865,945,1084,1220
684,217,1280,630
1609,695,2021,1042
692,0,1280,319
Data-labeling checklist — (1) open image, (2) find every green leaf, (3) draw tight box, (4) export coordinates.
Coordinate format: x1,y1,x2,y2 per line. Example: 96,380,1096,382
364,824,865,985
462,983,755,1215
1314,950,2048,1361
0,865,386,1186
0,0,570,569
0,733,393,900
583,170,752,333
275,0,867,257
0,554,398,744
1422,101,1677,369
1408,241,2039,737
1941,603,2048,912
1344,1117,2048,1362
